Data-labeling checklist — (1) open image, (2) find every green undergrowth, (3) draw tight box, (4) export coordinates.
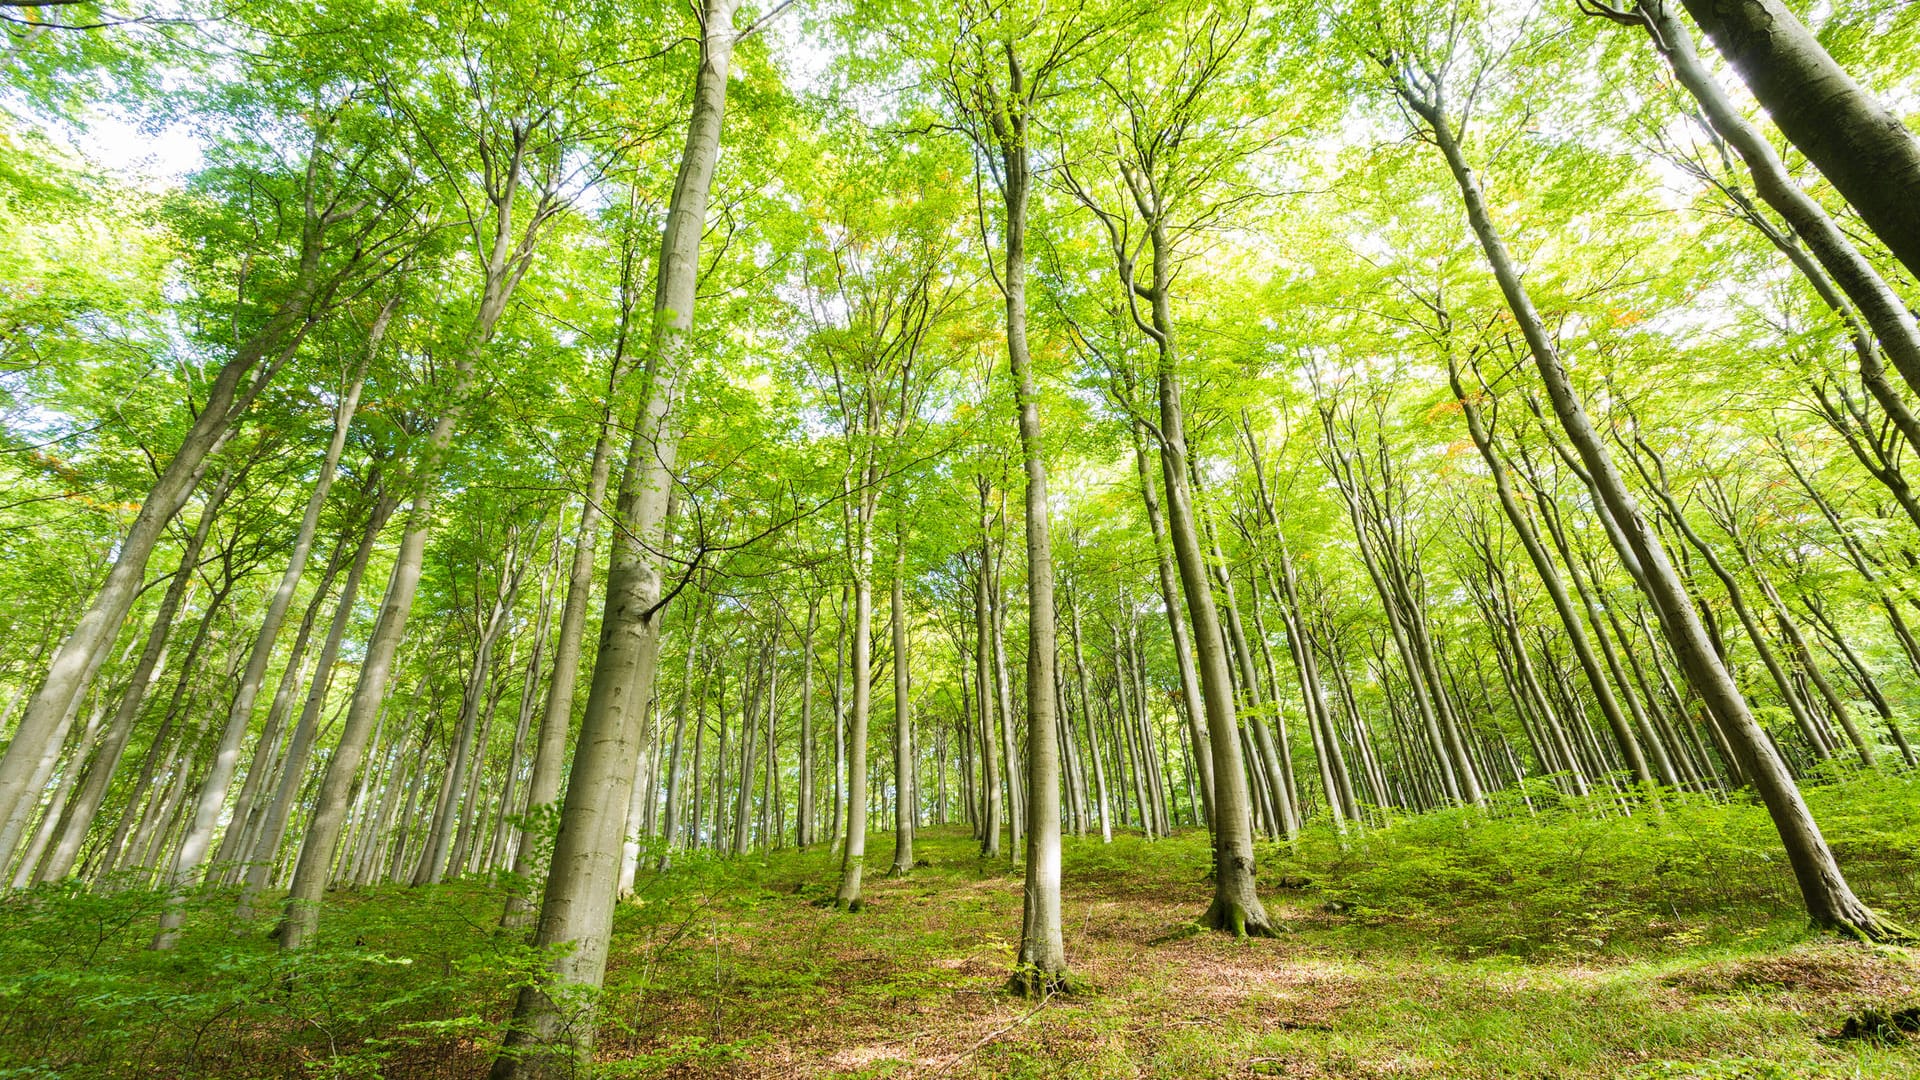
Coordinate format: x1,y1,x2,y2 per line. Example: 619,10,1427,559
1,775,1918,1077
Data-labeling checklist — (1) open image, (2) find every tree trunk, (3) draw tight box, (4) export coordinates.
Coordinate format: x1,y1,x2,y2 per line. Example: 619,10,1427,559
238,488,396,916
1447,355,1655,790
153,317,384,948
37,478,231,882
888,537,915,876
1671,0,1920,282
0,296,324,853
275,351,480,948
974,483,1003,857
834,545,874,908
1406,81,1901,940
501,423,616,925
659,595,707,863
797,594,817,846
1130,422,1215,828
493,6,742,1069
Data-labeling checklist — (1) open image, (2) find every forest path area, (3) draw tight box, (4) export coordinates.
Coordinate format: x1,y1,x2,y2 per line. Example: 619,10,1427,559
596,799,1920,1079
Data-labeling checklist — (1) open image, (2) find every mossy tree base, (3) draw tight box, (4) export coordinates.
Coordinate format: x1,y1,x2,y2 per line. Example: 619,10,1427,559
1203,898,1280,939
1006,965,1077,999
1821,910,1915,946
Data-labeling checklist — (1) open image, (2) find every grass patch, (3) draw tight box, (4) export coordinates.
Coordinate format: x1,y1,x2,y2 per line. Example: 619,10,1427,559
1,776,1918,1076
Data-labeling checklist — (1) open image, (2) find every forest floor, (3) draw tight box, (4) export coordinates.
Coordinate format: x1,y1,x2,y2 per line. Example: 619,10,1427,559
6,779,1920,1078
594,818,1920,1080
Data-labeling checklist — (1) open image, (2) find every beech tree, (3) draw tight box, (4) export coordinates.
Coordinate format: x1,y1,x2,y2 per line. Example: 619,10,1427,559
7,2,1920,1076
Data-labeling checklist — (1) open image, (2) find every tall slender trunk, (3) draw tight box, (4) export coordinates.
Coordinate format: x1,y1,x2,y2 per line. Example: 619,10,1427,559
974,484,1002,857
153,317,385,948
37,479,231,881
1403,79,1900,940
796,595,817,846
0,282,330,853
276,355,479,948
501,424,616,925
493,536,562,871
494,6,743,1070
1669,0,1920,281
990,560,1022,857
888,537,915,876
659,595,707,863
1068,591,1112,842
990,96,1067,985
1447,355,1655,790
13,695,107,887
1136,243,1272,930
418,545,529,886
1607,2,1920,414
834,530,875,907
1130,423,1215,827
238,489,396,915
211,517,355,883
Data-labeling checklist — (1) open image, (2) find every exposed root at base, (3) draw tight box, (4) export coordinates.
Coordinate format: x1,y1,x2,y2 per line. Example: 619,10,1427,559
1822,911,1917,947
1005,965,1077,999
1203,899,1281,939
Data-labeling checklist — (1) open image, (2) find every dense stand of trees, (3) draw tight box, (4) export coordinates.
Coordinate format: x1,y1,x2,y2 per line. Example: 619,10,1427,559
5,0,1920,1072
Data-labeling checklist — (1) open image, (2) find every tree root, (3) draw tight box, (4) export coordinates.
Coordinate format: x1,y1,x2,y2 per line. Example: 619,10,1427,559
1823,910,1916,947
1005,963,1089,999
1203,898,1281,939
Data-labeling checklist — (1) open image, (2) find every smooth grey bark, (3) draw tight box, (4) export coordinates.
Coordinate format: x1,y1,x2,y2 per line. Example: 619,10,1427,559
96,553,238,884
834,519,876,906
211,515,355,883
1111,212,1273,923
1398,70,1901,940
1447,354,1656,790
732,644,764,856
970,50,1069,985
1667,0,1920,281
279,89,556,948
238,489,396,916
152,309,385,948
0,132,391,849
974,483,1003,857
1202,506,1296,838
13,695,107,887
1628,442,1833,761
276,416,468,949
1597,1,1920,411
492,532,563,872
1130,422,1216,828
37,481,228,882
888,539,914,876
416,539,531,886
989,553,1023,857
659,593,707,864
492,5,753,1072
796,595,817,846
501,420,617,926
1068,591,1112,843
831,588,847,847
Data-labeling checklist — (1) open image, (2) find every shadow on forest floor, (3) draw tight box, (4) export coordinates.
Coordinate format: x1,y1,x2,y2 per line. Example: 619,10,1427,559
592,810,1920,1079
5,777,1920,1078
